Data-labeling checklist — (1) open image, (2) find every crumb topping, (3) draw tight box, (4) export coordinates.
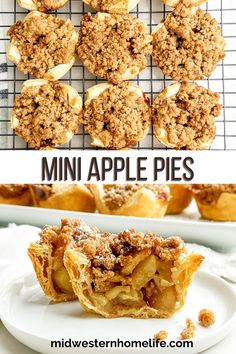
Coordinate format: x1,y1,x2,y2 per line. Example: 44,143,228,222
31,184,53,200
154,330,168,340
103,184,169,210
8,13,77,78
83,83,151,149
76,229,185,271
13,81,81,149
198,309,215,327
153,82,222,150
0,184,28,198
78,13,152,84
34,0,67,11
153,2,225,80
180,318,196,339
86,0,128,12
191,184,236,205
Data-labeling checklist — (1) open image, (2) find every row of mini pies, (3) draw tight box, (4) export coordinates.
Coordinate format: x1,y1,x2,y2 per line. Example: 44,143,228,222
0,184,236,221
16,0,208,13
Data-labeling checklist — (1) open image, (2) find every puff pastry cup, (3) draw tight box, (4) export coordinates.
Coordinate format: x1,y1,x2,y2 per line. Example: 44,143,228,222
17,0,69,11
167,185,192,215
82,0,140,13
64,228,204,318
0,184,32,206
28,218,98,302
89,184,170,218
29,184,96,212
191,184,236,221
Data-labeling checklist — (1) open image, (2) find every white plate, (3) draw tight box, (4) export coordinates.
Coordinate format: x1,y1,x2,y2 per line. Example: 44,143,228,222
0,271,235,354
0,204,235,251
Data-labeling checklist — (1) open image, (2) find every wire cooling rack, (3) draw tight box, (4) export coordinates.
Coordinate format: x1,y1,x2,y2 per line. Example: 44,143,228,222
0,0,235,150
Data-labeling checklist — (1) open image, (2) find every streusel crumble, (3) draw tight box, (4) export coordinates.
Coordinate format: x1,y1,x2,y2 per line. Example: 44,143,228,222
152,2,225,80
191,185,236,205
153,82,222,150
198,309,215,327
83,83,151,149
7,12,78,79
12,81,82,149
78,12,152,84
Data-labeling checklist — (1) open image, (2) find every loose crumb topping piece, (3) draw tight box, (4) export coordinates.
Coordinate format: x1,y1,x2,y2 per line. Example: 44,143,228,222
198,309,215,327
154,330,168,340
0,184,28,198
83,83,151,149
153,82,222,150
191,184,236,205
8,13,77,78
78,13,152,84
13,81,81,149
103,184,169,210
180,318,196,340
152,2,225,81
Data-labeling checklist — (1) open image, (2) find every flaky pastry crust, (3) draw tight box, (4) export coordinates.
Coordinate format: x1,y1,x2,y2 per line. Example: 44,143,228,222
17,0,69,11
29,184,96,212
167,185,192,215
89,184,170,218
64,229,204,318
28,218,98,302
0,184,32,206
7,11,78,80
191,184,236,221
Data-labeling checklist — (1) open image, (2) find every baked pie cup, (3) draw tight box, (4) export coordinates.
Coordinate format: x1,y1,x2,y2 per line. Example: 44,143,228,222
0,184,32,206
152,4,225,81
7,11,78,80
78,12,152,84
11,80,82,149
82,0,140,14
29,184,96,212
191,184,236,221
161,0,207,7
152,82,222,150
167,185,192,215
83,83,151,149
28,218,98,302
17,0,69,11
89,184,170,218
64,229,204,318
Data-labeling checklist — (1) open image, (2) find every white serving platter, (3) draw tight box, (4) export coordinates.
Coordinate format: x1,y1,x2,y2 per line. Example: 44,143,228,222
0,271,235,354
0,204,235,251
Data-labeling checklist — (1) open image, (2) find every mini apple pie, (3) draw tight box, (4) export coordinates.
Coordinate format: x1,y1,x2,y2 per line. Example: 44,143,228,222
64,229,204,318
0,184,32,206
161,0,207,7
83,83,151,149
29,184,96,212
153,82,222,150
191,184,236,221
28,218,98,302
78,12,152,84
17,0,69,11
11,80,82,149
152,3,225,81
167,185,192,215
82,0,140,13
7,11,78,80
89,184,170,218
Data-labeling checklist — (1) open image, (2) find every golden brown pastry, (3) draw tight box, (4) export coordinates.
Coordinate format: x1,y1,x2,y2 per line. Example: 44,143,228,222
0,184,32,206
17,0,69,11
167,185,192,214
191,185,236,221
7,11,78,80
82,0,140,13
64,229,204,318
29,184,96,212
161,0,207,7
89,184,170,218
28,218,98,302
